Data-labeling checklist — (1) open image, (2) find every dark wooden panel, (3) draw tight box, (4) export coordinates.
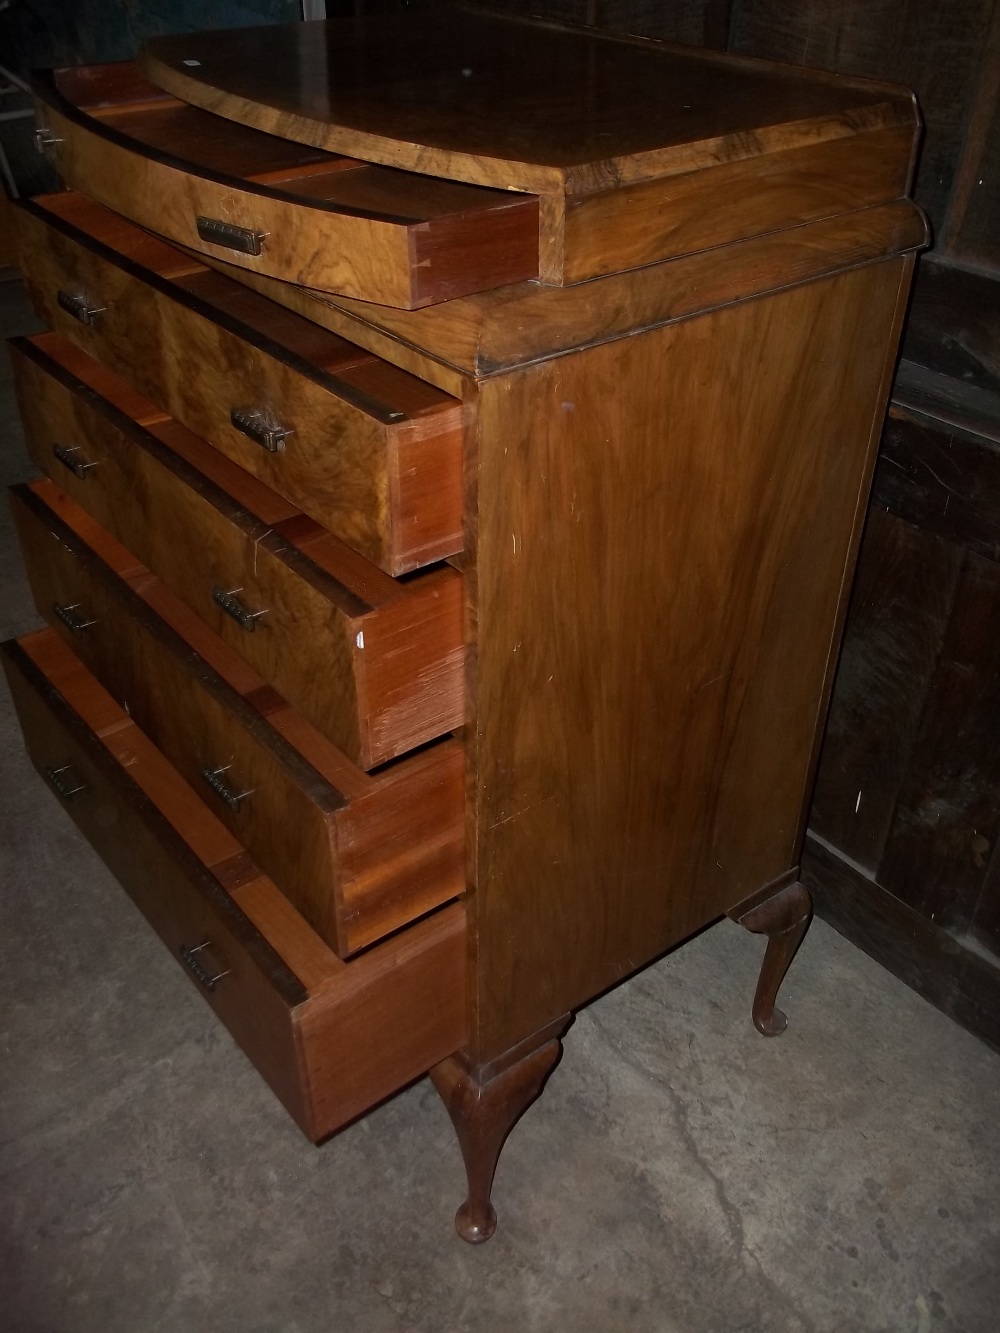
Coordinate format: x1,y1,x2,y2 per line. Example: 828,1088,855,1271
899,257,1000,394
472,0,595,33
809,509,963,870
592,0,722,46
873,410,1000,564
947,93,1000,269
802,833,1000,1054
878,549,1000,933
940,0,1000,268
729,0,994,237
480,1,747,50
891,366,1000,447
970,838,1000,952
2,1,300,67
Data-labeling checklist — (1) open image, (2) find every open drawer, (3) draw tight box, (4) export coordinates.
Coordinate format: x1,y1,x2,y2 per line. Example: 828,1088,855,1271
11,479,464,958
10,333,464,768
14,191,463,574
2,629,467,1141
32,63,539,308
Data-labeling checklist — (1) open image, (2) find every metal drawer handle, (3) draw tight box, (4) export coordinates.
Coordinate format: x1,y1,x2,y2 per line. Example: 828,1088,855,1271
35,126,63,152
179,941,230,992
200,764,253,812
212,586,268,632
230,408,293,454
53,443,99,479
196,216,267,256
57,289,106,327
53,602,97,635
44,763,87,800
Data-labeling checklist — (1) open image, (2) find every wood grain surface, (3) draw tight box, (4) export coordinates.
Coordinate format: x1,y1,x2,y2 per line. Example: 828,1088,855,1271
556,124,914,283
816,519,1000,944
729,0,993,246
939,0,1000,268
467,257,912,1059
221,199,928,381
803,832,1000,1055
10,333,464,767
14,193,464,574
4,629,468,1140
876,409,1000,564
877,548,1000,935
12,480,464,958
35,64,539,307
295,901,467,1139
809,508,964,873
139,5,915,196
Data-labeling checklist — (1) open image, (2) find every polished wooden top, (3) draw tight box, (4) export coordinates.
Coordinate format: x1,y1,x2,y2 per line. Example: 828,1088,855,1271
140,4,916,195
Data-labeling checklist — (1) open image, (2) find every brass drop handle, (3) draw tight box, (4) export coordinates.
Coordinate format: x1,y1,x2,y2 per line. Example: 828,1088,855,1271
212,586,268,632
179,942,230,992
35,126,63,152
44,763,87,800
53,602,97,635
230,408,293,454
199,764,253,812
57,289,105,327
196,216,267,256
53,443,99,479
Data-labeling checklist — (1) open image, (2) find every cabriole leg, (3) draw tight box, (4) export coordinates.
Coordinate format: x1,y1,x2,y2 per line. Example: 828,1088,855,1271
430,1025,567,1244
733,880,812,1036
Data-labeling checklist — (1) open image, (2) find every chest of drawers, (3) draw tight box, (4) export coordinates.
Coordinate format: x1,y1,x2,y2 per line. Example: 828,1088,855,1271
3,6,926,1242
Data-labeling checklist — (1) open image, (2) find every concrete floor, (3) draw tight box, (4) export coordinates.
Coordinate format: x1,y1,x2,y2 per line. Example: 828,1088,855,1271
1,275,999,1333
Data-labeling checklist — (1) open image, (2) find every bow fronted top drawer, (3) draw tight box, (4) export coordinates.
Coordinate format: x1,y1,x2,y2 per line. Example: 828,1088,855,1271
32,63,539,308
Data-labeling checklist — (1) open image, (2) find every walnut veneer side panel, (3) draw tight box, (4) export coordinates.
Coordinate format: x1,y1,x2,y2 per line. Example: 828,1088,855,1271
468,257,913,1060
231,200,927,381
559,124,915,283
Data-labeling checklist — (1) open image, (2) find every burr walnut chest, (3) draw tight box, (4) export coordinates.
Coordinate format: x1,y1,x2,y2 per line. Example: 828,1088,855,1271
3,5,925,1241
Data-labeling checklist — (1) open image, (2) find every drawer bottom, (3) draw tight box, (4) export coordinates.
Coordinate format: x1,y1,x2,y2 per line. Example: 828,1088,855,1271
2,629,467,1141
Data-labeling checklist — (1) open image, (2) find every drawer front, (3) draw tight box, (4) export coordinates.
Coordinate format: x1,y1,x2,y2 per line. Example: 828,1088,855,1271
10,333,464,768
2,629,312,1130
34,64,539,309
12,481,465,958
15,195,464,574
2,629,468,1141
